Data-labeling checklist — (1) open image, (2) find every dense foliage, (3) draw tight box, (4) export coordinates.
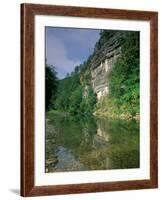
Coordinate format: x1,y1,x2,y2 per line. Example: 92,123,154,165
47,30,140,119
108,31,140,117
52,65,97,117
45,64,58,111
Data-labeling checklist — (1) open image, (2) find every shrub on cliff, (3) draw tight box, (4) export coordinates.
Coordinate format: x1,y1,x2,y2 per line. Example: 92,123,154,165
108,31,140,117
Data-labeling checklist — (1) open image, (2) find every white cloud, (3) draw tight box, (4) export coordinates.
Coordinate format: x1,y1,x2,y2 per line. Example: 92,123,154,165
46,34,81,78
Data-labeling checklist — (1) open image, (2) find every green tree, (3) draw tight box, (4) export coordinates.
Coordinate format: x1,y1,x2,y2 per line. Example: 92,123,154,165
69,86,83,115
45,63,58,111
54,73,80,112
80,86,97,116
109,31,140,116
53,71,96,117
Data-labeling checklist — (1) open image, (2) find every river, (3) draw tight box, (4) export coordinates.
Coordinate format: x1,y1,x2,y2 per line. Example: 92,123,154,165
45,112,139,173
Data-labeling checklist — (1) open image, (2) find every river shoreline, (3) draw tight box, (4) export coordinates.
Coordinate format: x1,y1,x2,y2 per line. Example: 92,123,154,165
47,109,140,121
93,111,140,121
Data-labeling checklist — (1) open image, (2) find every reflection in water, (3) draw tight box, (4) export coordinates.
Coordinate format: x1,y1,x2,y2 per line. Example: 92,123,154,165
45,112,139,172
96,127,110,141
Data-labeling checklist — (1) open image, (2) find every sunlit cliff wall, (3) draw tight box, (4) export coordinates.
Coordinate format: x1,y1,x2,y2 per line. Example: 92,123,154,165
90,32,123,99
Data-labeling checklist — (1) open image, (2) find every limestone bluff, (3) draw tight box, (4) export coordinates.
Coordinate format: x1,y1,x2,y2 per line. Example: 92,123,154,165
50,30,140,119
81,31,124,100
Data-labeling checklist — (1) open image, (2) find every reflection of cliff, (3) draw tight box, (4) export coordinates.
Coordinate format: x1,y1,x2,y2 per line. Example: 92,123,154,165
92,129,109,149
90,32,123,99
46,112,140,172
96,127,110,141
92,121,110,149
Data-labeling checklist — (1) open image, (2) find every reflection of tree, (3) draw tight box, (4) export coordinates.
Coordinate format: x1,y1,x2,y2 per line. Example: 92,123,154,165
46,112,140,172
94,117,140,169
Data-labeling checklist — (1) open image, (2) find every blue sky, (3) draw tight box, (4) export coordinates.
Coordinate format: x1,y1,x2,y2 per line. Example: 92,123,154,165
45,27,100,79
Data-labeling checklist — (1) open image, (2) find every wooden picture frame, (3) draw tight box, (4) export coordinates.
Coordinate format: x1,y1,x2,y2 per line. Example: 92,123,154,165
21,3,158,197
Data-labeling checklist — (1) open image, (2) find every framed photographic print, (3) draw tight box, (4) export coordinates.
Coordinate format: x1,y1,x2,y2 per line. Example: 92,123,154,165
21,3,158,197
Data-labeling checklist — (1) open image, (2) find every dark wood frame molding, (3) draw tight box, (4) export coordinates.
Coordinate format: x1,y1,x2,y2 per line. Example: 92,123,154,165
21,3,158,197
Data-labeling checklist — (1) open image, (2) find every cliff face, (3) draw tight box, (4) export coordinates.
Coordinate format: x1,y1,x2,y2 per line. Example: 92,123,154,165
90,32,123,99
52,30,139,118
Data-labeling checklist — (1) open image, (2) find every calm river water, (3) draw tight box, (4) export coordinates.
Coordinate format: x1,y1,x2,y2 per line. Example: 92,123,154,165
45,112,139,173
